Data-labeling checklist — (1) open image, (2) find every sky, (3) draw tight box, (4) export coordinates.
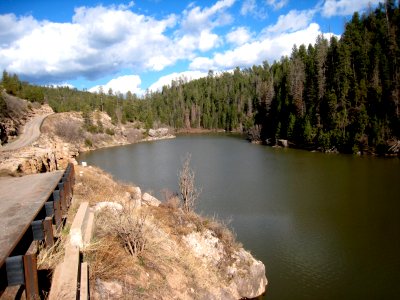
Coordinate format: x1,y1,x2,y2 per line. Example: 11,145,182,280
0,0,382,96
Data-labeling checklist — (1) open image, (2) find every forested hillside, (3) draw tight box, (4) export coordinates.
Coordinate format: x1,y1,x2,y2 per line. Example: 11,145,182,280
1,1,399,154
142,1,400,154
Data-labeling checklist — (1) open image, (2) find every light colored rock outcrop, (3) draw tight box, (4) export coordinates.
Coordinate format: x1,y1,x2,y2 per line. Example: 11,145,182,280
278,139,289,148
183,229,267,299
148,127,169,137
141,192,161,207
94,201,123,212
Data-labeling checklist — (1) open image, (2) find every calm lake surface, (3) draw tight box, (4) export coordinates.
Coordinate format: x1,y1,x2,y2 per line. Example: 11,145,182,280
79,134,400,299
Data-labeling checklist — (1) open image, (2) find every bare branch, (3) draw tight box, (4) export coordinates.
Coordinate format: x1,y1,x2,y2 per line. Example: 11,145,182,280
178,153,200,213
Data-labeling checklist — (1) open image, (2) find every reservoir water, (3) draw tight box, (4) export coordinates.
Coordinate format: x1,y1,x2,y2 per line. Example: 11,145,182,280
79,134,400,299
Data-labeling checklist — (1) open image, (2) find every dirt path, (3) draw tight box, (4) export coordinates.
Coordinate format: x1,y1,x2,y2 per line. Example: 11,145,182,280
0,113,52,151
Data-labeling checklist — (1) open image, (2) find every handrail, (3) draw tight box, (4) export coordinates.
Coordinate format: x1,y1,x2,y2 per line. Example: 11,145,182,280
0,163,75,299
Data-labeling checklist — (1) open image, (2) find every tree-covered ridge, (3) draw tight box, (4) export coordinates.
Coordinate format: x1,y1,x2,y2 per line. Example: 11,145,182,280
144,1,399,154
1,1,399,154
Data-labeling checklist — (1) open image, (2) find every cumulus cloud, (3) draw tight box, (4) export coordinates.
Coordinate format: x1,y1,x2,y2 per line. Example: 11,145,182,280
190,23,327,71
0,6,180,82
148,71,209,92
0,14,39,47
0,1,237,84
89,75,143,95
0,6,179,83
226,27,252,46
174,0,235,54
266,9,315,34
321,0,381,17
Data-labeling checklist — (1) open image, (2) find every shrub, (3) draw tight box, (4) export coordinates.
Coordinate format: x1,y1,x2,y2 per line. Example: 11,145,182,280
54,120,81,142
105,128,115,135
85,138,93,147
179,153,201,213
96,205,151,256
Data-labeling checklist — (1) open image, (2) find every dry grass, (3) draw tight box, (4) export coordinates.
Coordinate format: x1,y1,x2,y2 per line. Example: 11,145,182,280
37,235,66,271
73,165,137,206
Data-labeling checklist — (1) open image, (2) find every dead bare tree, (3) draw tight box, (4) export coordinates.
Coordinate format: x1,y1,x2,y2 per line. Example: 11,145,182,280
179,153,200,213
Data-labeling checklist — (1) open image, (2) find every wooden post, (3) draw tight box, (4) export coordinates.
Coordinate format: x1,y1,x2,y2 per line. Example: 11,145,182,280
43,217,54,248
23,254,39,300
58,183,66,215
54,199,62,230
53,192,62,230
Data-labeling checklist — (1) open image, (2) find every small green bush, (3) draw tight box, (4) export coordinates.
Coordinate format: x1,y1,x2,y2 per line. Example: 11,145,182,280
85,138,93,147
105,128,115,135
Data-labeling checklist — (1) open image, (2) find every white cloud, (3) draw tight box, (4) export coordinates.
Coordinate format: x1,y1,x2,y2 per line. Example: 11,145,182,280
174,0,234,54
266,0,289,10
89,75,143,95
199,30,221,51
190,23,328,71
46,82,75,89
181,0,235,33
240,0,267,19
0,14,39,47
240,0,256,15
0,5,178,83
0,1,236,84
266,9,315,34
148,71,209,92
226,27,252,46
321,0,381,17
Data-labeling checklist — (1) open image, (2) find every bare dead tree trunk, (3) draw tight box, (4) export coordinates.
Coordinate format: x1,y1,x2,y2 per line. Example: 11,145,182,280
179,153,200,213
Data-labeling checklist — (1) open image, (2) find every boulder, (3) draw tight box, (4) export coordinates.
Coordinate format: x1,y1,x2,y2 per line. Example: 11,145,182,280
130,186,142,207
148,127,169,137
94,201,123,212
141,192,161,207
277,139,289,148
227,248,267,299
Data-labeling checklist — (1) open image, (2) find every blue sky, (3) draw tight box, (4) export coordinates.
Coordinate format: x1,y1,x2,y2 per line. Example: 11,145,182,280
0,0,381,95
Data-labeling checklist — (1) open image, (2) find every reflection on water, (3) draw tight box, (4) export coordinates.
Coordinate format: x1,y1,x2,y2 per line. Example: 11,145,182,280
79,134,400,299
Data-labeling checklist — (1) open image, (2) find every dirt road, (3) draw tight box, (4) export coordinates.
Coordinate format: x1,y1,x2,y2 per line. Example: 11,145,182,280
0,113,51,151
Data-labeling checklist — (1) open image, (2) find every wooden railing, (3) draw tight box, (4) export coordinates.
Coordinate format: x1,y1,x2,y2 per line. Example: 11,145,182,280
0,163,75,299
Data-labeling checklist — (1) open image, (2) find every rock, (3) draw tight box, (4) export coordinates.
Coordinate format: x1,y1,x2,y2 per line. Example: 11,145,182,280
94,201,123,212
277,139,289,148
183,230,267,299
227,248,267,299
183,230,224,267
130,186,142,207
141,192,161,207
148,127,169,137
95,279,123,299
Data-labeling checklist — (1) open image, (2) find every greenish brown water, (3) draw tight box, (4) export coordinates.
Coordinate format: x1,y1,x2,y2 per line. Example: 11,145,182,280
79,134,400,299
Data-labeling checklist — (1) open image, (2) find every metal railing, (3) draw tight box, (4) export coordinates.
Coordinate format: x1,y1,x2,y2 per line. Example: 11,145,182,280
0,163,75,299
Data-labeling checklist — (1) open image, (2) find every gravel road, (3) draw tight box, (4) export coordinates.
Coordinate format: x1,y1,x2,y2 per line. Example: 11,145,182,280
0,113,51,151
